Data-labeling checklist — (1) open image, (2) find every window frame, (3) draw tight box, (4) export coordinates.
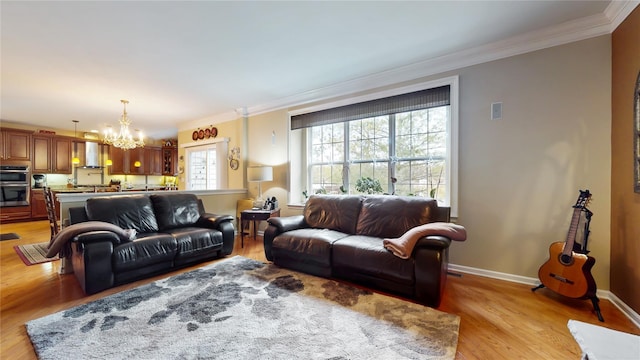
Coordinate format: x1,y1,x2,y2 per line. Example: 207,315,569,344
289,76,459,216
182,137,229,190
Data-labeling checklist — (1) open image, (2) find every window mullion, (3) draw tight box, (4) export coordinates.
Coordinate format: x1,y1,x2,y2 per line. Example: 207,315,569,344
389,114,396,194
343,122,350,193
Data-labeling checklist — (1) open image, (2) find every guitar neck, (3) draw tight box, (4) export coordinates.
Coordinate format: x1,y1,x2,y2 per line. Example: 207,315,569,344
563,207,582,256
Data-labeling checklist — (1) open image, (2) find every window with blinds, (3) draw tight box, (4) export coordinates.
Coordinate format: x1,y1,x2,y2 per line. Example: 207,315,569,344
289,77,458,215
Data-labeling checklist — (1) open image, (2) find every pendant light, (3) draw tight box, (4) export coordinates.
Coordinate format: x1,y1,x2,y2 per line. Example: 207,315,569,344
72,120,80,165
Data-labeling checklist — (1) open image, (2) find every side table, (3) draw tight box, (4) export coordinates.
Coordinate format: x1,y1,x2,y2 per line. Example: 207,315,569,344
240,208,280,247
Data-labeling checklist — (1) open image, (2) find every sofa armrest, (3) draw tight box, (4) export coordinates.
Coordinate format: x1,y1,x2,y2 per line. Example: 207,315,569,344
197,213,235,255
197,213,235,228
70,233,117,295
267,215,306,232
413,235,451,307
264,215,307,261
72,231,123,246
414,235,452,251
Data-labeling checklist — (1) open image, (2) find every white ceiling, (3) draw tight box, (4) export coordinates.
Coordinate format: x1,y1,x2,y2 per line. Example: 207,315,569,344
0,1,632,140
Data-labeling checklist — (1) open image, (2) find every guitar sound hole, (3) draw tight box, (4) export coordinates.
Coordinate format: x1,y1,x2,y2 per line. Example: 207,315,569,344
560,254,574,265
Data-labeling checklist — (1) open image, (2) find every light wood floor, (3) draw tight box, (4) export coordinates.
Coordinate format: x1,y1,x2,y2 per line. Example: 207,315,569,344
1,220,638,359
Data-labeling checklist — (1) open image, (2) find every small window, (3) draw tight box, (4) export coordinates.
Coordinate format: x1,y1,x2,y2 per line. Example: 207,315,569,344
184,140,229,190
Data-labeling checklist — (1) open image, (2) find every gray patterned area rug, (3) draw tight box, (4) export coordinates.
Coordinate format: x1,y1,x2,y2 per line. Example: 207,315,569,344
26,256,460,360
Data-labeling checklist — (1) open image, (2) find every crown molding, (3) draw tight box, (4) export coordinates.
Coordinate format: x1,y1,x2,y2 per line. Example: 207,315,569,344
606,0,639,31
182,1,638,128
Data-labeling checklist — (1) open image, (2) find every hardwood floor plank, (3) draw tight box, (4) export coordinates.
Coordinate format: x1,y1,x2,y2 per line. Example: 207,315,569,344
1,220,638,359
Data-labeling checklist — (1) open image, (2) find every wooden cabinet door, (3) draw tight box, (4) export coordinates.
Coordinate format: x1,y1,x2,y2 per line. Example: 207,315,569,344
74,141,86,167
32,135,52,173
52,137,72,174
129,147,146,174
109,146,127,174
148,147,162,175
30,189,47,219
162,147,177,175
1,129,31,161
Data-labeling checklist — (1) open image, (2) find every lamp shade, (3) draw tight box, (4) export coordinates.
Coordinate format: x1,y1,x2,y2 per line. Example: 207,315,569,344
247,166,273,182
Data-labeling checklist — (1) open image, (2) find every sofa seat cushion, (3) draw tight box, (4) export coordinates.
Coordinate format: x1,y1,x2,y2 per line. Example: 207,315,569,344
165,227,223,259
113,233,177,272
272,228,349,269
332,235,415,285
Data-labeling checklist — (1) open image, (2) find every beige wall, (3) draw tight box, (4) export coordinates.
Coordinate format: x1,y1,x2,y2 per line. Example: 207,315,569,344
239,36,613,288
180,35,617,292
451,36,612,288
176,119,245,190
611,7,640,313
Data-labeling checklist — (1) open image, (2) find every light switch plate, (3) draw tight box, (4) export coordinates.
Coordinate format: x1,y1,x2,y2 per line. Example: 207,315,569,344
491,102,503,120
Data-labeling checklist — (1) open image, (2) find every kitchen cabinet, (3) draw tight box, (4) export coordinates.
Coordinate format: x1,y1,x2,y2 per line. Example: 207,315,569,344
162,146,178,175
128,147,146,175
1,128,31,161
73,141,86,167
31,189,47,220
148,147,163,175
108,145,162,175
108,146,128,174
31,135,74,174
53,137,73,173
32,135,53,173
0,205,32,223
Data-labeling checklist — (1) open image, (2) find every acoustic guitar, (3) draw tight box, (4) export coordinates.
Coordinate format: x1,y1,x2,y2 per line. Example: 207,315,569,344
537,190,597,299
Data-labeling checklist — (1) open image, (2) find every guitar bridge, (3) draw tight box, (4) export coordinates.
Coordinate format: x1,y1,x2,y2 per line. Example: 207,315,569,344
550,273,575,285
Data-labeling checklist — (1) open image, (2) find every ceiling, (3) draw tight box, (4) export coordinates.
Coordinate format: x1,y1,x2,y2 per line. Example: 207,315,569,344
0,1,629,140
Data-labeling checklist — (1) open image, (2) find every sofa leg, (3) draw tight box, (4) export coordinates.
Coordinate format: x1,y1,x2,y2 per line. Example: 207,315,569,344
58,256,74,274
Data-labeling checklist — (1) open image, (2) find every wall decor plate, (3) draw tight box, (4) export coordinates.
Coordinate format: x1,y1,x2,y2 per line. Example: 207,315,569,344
230,159,239,170
198,129,204,139
204,128,211,138
192,131,198,141
211,127,218,138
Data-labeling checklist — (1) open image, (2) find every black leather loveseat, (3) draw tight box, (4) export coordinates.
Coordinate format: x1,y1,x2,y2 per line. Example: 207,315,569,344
67,193,234,294
264,195,455,307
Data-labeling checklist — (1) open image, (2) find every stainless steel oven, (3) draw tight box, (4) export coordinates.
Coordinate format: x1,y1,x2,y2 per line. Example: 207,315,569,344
0,165,30,207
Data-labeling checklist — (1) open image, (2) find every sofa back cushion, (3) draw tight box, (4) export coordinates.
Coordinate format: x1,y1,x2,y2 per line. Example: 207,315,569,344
85,195,159,233
355,195,439,238
304,195,363,234
150,193,201,231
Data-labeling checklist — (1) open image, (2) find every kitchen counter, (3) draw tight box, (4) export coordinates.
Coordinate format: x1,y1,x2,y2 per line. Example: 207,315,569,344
45,185,172,193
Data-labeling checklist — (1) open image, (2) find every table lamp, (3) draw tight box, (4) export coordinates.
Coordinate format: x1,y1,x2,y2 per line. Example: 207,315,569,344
248,166,273,208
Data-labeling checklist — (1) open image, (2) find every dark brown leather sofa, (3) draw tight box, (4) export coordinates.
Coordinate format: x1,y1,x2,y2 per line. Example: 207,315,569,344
264,194,452,307
68,193,234,294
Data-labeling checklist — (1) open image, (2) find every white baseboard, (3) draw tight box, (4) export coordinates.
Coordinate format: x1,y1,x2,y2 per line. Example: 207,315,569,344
448,263,640,327
608,292,640,329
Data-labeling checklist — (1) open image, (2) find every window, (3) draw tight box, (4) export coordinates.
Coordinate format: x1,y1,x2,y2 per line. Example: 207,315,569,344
186,146,217,190
290,77,459,215
184,139,229,190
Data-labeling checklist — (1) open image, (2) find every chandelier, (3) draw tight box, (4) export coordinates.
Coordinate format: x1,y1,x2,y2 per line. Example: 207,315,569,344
103,99,145,150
